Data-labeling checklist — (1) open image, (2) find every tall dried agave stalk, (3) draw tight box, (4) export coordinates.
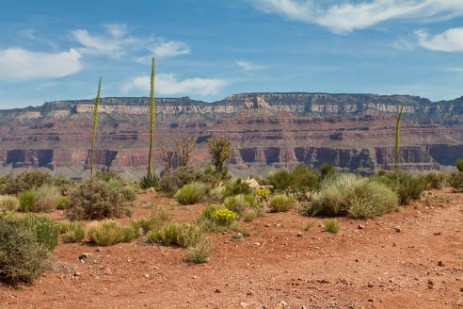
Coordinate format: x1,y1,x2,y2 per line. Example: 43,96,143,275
147,57,156,176
394,105,404,170
90,77,102,178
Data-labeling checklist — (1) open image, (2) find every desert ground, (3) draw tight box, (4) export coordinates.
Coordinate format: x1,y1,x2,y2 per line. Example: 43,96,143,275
1,190,463,309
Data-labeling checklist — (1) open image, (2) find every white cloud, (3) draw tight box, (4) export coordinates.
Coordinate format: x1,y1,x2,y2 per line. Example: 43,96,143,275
415,27,463,52
249,0,463,33
152,41,190,58
72,24,190,60
236,60,266,71
123,73,227,96
0,48,82,81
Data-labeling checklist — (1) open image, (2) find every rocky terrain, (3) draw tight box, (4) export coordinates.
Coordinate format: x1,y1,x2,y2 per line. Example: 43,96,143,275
0,93,462,179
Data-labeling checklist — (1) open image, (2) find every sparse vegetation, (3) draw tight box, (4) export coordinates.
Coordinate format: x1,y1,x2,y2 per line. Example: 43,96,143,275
269,194,296,212
324,219,340,234
21,215,60,250
210,209,238,226
224,194,259,216
146,223,204,248
90,77,102,178
207,137,231,179
449,172,463,191
18,189,39,212
87,220,137,246
456,160,463,172
139,174,160,190
424,172,447,189
185,239,211,264
267,165,319,194
0,215,50,285
175,182,208,205
65,179,130,220
59,221,85,243
0,195,19,211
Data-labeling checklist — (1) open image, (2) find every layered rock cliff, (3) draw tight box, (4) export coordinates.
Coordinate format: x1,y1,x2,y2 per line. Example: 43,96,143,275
0,93,462,179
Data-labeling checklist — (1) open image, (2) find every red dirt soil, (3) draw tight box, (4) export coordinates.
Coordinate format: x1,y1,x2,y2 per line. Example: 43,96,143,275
1,190,463,309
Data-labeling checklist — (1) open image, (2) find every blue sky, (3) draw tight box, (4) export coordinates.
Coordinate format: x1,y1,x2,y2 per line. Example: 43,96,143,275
1,0,463,109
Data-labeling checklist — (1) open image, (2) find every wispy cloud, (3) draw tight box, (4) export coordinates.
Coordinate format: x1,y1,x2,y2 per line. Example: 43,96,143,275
236,60,266,71
249,0,463,33
415,27,463,52
72,24,191,60
123,73,228,96
0,48,82,81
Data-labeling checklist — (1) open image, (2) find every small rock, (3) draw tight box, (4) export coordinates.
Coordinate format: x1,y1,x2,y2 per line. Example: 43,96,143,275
265,224,271,227
74,272,81,277
276,223,281,227
192,275,198,279
240,301,249,308
214,288,221,293
368,282,374,288
357,224,365,230
144,273,150,278
433,232,442,236
428,279,434,289
254,242,261,246
297,232,303,237
394,226,401,233
78,253,90,261
95,247,102,253
103,267,112,275
247,291,253,295
438,261,445,267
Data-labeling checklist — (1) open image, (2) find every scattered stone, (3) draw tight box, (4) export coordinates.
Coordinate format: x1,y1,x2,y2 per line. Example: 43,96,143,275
394,226,402,233
192,275,199,279
434,232,442,236
214,288,221,293
428,279,434,289
297,232,303,237
254,242,261,246
95,247,102,253
368,282,374,288
246,291,253,295
103,267,112,275
240,301,249,307
357,224,365,230
78,253,90,261
144,273,150,278
74,272,81,277
265,224,271,227
438,261,445,267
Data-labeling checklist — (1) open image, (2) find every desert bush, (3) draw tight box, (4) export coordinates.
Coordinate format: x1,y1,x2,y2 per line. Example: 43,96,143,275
424,172,447,190
65,179,130,220
57,196,70,210
224,194,259,216
130,207,171,235
371,171,426,205
201,203,219,220
222,178,252,198
210,209,238,226
456,160,463,172
305,174,398,219
59,221,85,243
269,194,296,212
1,170,52,195
147,223,204,247
139,174,160,190
0,216,50,284
50,176,74,195
185,239,211,264
267,166,319,193
95,171,124,183
243,209,257,222
256,188,271,197
175,182,207,205
449,172,463,191
87,220,137,246
207,185,225,202
34,184,62,212
18,189,39,212
159,166,216,195
0,195,19,211
320,162,335,180
21,215,59,250
324,219,340,234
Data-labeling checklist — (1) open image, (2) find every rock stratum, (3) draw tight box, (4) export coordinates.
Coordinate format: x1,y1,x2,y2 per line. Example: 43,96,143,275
1,92,462,179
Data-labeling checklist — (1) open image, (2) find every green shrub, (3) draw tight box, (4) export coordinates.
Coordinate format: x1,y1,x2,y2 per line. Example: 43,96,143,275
305,174,398,219
18,189,39,212
21,215,59,250
269,194,296,212
210,209,238,226
185,239,210,264
175,182,207,205
222,178,252,198
130,207,171,235
87,220,137,246
267,166,319,193
224,194,259,216
0,195,19,211
320,162,335,180
159,166,216,194
449,172,463,191
424,172,447,190
50,176,74,195
201,203,219,220
59,221,85,243
457,160,463,172
324,219,340,234
65,179,130,220
0,216,50,284
95,171,124,183
34,184,62,212
1,170,52,195
243,209,257,222
139,174,160,190
147,223,204,247
57,196,70,210
256,188,271,197
370,171,426,205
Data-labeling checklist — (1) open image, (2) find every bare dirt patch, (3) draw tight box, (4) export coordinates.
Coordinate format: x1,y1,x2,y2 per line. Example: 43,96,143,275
1,190,463,309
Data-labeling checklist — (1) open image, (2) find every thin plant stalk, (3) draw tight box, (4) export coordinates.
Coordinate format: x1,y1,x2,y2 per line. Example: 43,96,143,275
395,105,404,170
91,77,102,178
148,57,156,176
